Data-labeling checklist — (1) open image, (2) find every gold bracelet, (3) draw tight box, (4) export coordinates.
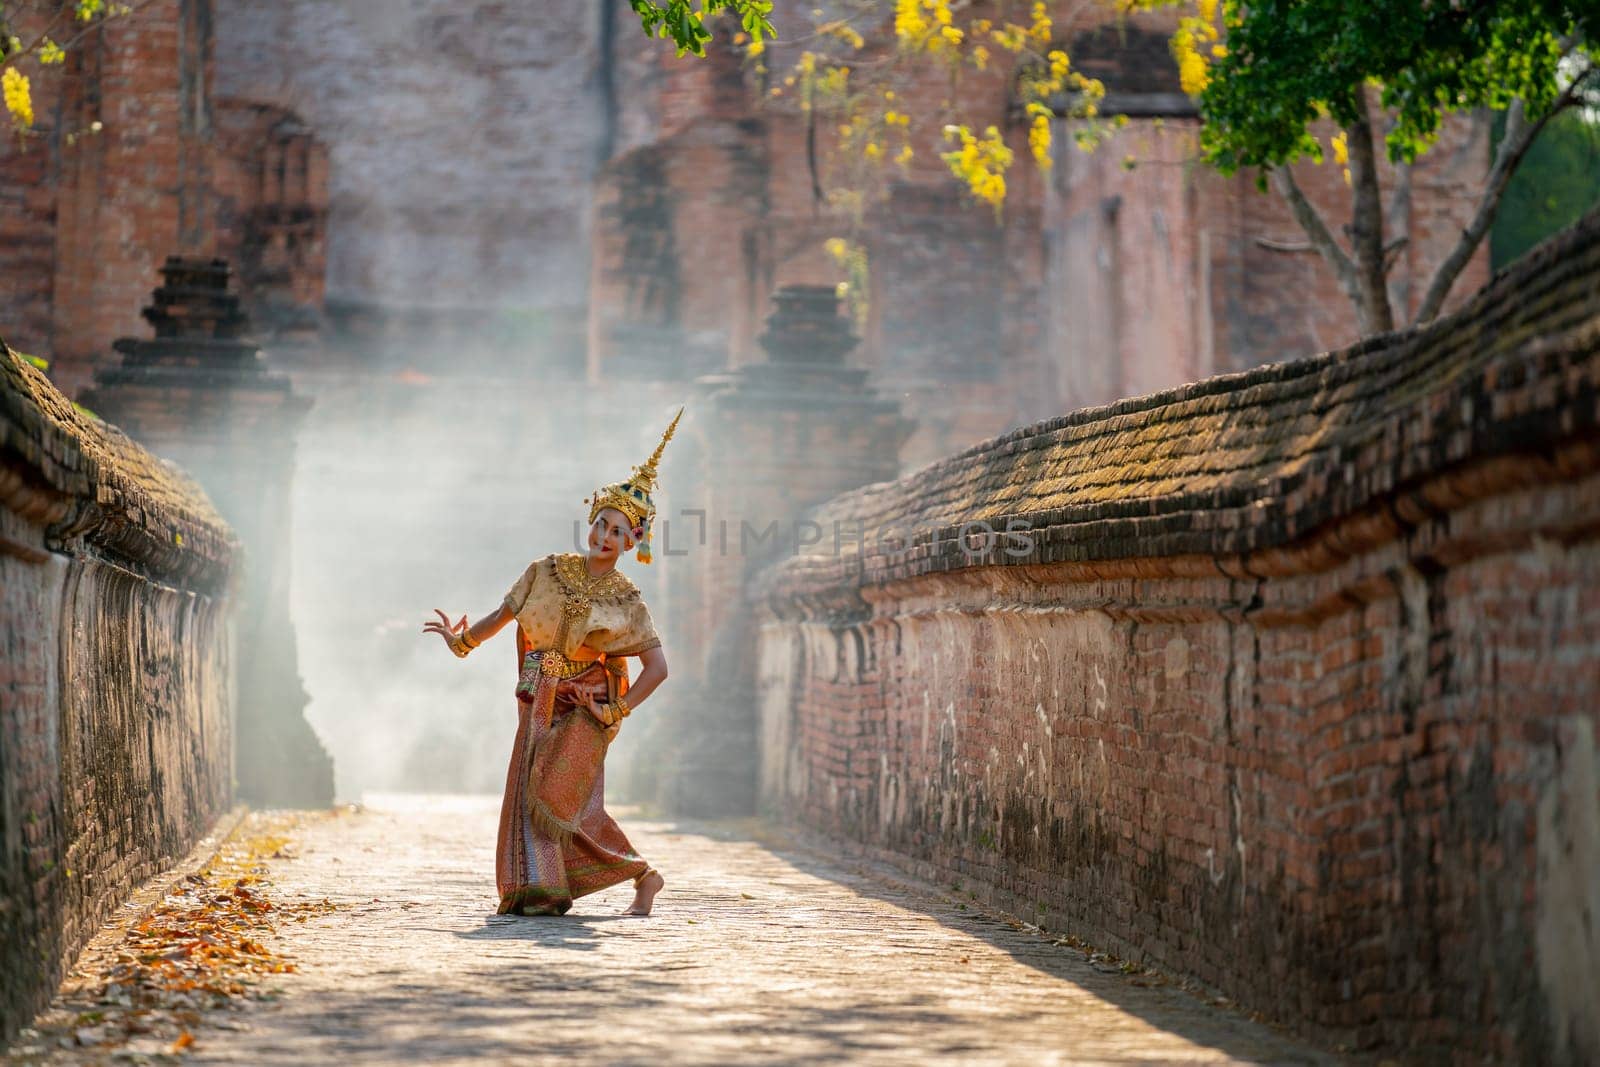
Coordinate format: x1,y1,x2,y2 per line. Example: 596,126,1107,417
459,627,480,650
448,633,470,658
613,696,631,719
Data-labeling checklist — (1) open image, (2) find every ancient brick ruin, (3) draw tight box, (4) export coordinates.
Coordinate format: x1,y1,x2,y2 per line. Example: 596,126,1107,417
80,258,331,809
754,211,1600,1060
590,4,1491,467
0,0,1588,1056
636,284,911,812
0,343,235,1042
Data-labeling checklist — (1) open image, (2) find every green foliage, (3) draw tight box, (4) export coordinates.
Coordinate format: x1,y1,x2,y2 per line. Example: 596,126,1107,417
1196,1,1596,174
1491,108,1600,267
628,0,774,57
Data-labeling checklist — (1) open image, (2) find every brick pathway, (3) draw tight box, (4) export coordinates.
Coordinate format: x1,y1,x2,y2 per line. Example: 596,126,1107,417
185,795,1336,1065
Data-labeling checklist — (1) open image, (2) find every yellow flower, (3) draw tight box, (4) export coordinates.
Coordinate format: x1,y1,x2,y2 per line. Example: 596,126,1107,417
1029,113,1052,168
940,124,1015,209
896,144,914,165
1028,2,1052,43
1330,130,1349,167
1172,25,1209,95
864,142,883,160
3,67,34,128
895,0,928,43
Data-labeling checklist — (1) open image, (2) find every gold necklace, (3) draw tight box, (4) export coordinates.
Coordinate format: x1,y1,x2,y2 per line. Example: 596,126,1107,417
544,555,621,676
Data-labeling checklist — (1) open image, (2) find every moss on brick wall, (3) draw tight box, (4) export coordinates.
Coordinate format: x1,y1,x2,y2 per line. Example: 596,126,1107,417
757,211,1600,1061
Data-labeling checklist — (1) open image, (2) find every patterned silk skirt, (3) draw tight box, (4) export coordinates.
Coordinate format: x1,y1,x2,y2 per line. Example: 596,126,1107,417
495,652,648,915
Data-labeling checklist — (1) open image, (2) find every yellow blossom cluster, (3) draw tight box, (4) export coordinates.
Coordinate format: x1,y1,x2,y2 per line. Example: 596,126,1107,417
1330,129,1351,185
1172,0,1223,96
941,124,1012,209
894,0,966,53
3,67,33,129
1029,112,1052,167
760,2,1129,228
1014,48,1109,169
0,2,135,137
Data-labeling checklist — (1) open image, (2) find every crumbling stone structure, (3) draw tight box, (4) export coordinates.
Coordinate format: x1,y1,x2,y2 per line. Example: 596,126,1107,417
80,258,331,809
636,285,910,811
590,4,1491,468
755,212,1600,1060
0,342,235,1043
0,0,328,394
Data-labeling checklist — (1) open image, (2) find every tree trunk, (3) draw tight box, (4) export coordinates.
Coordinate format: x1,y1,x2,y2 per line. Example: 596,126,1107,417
1345,94,1395,335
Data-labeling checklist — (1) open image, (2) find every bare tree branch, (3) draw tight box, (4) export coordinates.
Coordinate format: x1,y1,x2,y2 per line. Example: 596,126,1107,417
1414,62,1597,325
1268,165,1366,318
1384,137,1413,315
1254,236,1315,253
1382,235,1409,271
0,3,72,68
1,0,165,70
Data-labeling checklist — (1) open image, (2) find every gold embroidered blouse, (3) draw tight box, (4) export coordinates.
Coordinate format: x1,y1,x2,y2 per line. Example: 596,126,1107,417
502,552,662,661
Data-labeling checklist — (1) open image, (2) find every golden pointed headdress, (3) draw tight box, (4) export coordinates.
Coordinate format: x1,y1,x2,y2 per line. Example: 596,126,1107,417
583,406,683,564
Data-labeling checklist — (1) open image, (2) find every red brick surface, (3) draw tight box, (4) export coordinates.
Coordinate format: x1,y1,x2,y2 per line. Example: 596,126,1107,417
0,343,234,1043
591,3,1491,468
756,213,1600,1060
0,0,328,394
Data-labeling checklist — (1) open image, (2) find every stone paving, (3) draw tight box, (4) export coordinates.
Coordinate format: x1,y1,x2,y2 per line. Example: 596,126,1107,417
155,794,1337,1066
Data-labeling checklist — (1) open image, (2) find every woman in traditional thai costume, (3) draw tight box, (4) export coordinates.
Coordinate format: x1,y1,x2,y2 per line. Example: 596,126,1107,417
422,410,680,917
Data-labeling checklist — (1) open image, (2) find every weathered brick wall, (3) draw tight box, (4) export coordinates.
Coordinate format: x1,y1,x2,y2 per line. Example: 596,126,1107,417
755,212,1600,1061
594,4,1490,468
0,344,235,1043
211,0,606,365
0,0,330,394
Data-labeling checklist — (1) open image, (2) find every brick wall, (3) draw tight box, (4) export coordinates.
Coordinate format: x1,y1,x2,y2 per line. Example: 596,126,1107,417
754,211,1600,1061
210,0,606,366
0,344,235,1042
0,0,330,395
593,3,1491,468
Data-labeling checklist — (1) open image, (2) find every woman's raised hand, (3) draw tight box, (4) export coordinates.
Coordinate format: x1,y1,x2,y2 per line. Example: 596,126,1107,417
422,608,469,654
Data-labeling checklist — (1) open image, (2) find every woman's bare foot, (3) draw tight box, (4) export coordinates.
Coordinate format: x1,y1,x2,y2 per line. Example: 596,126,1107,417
623,869,664,916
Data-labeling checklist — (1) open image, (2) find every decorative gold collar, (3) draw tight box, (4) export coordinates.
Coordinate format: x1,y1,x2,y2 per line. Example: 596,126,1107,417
551,552,638,603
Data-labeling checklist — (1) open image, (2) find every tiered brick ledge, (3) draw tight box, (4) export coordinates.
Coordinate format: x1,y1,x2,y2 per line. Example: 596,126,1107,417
755,210,1600,1061
1,343,233,590
1,344,235,1043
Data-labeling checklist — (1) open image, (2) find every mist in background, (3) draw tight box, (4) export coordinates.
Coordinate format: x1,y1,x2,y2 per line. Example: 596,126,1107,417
204,0,689,802
284,359,684,803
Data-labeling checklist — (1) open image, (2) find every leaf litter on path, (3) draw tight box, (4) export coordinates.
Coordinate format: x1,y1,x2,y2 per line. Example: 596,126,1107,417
5,812,340,1064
